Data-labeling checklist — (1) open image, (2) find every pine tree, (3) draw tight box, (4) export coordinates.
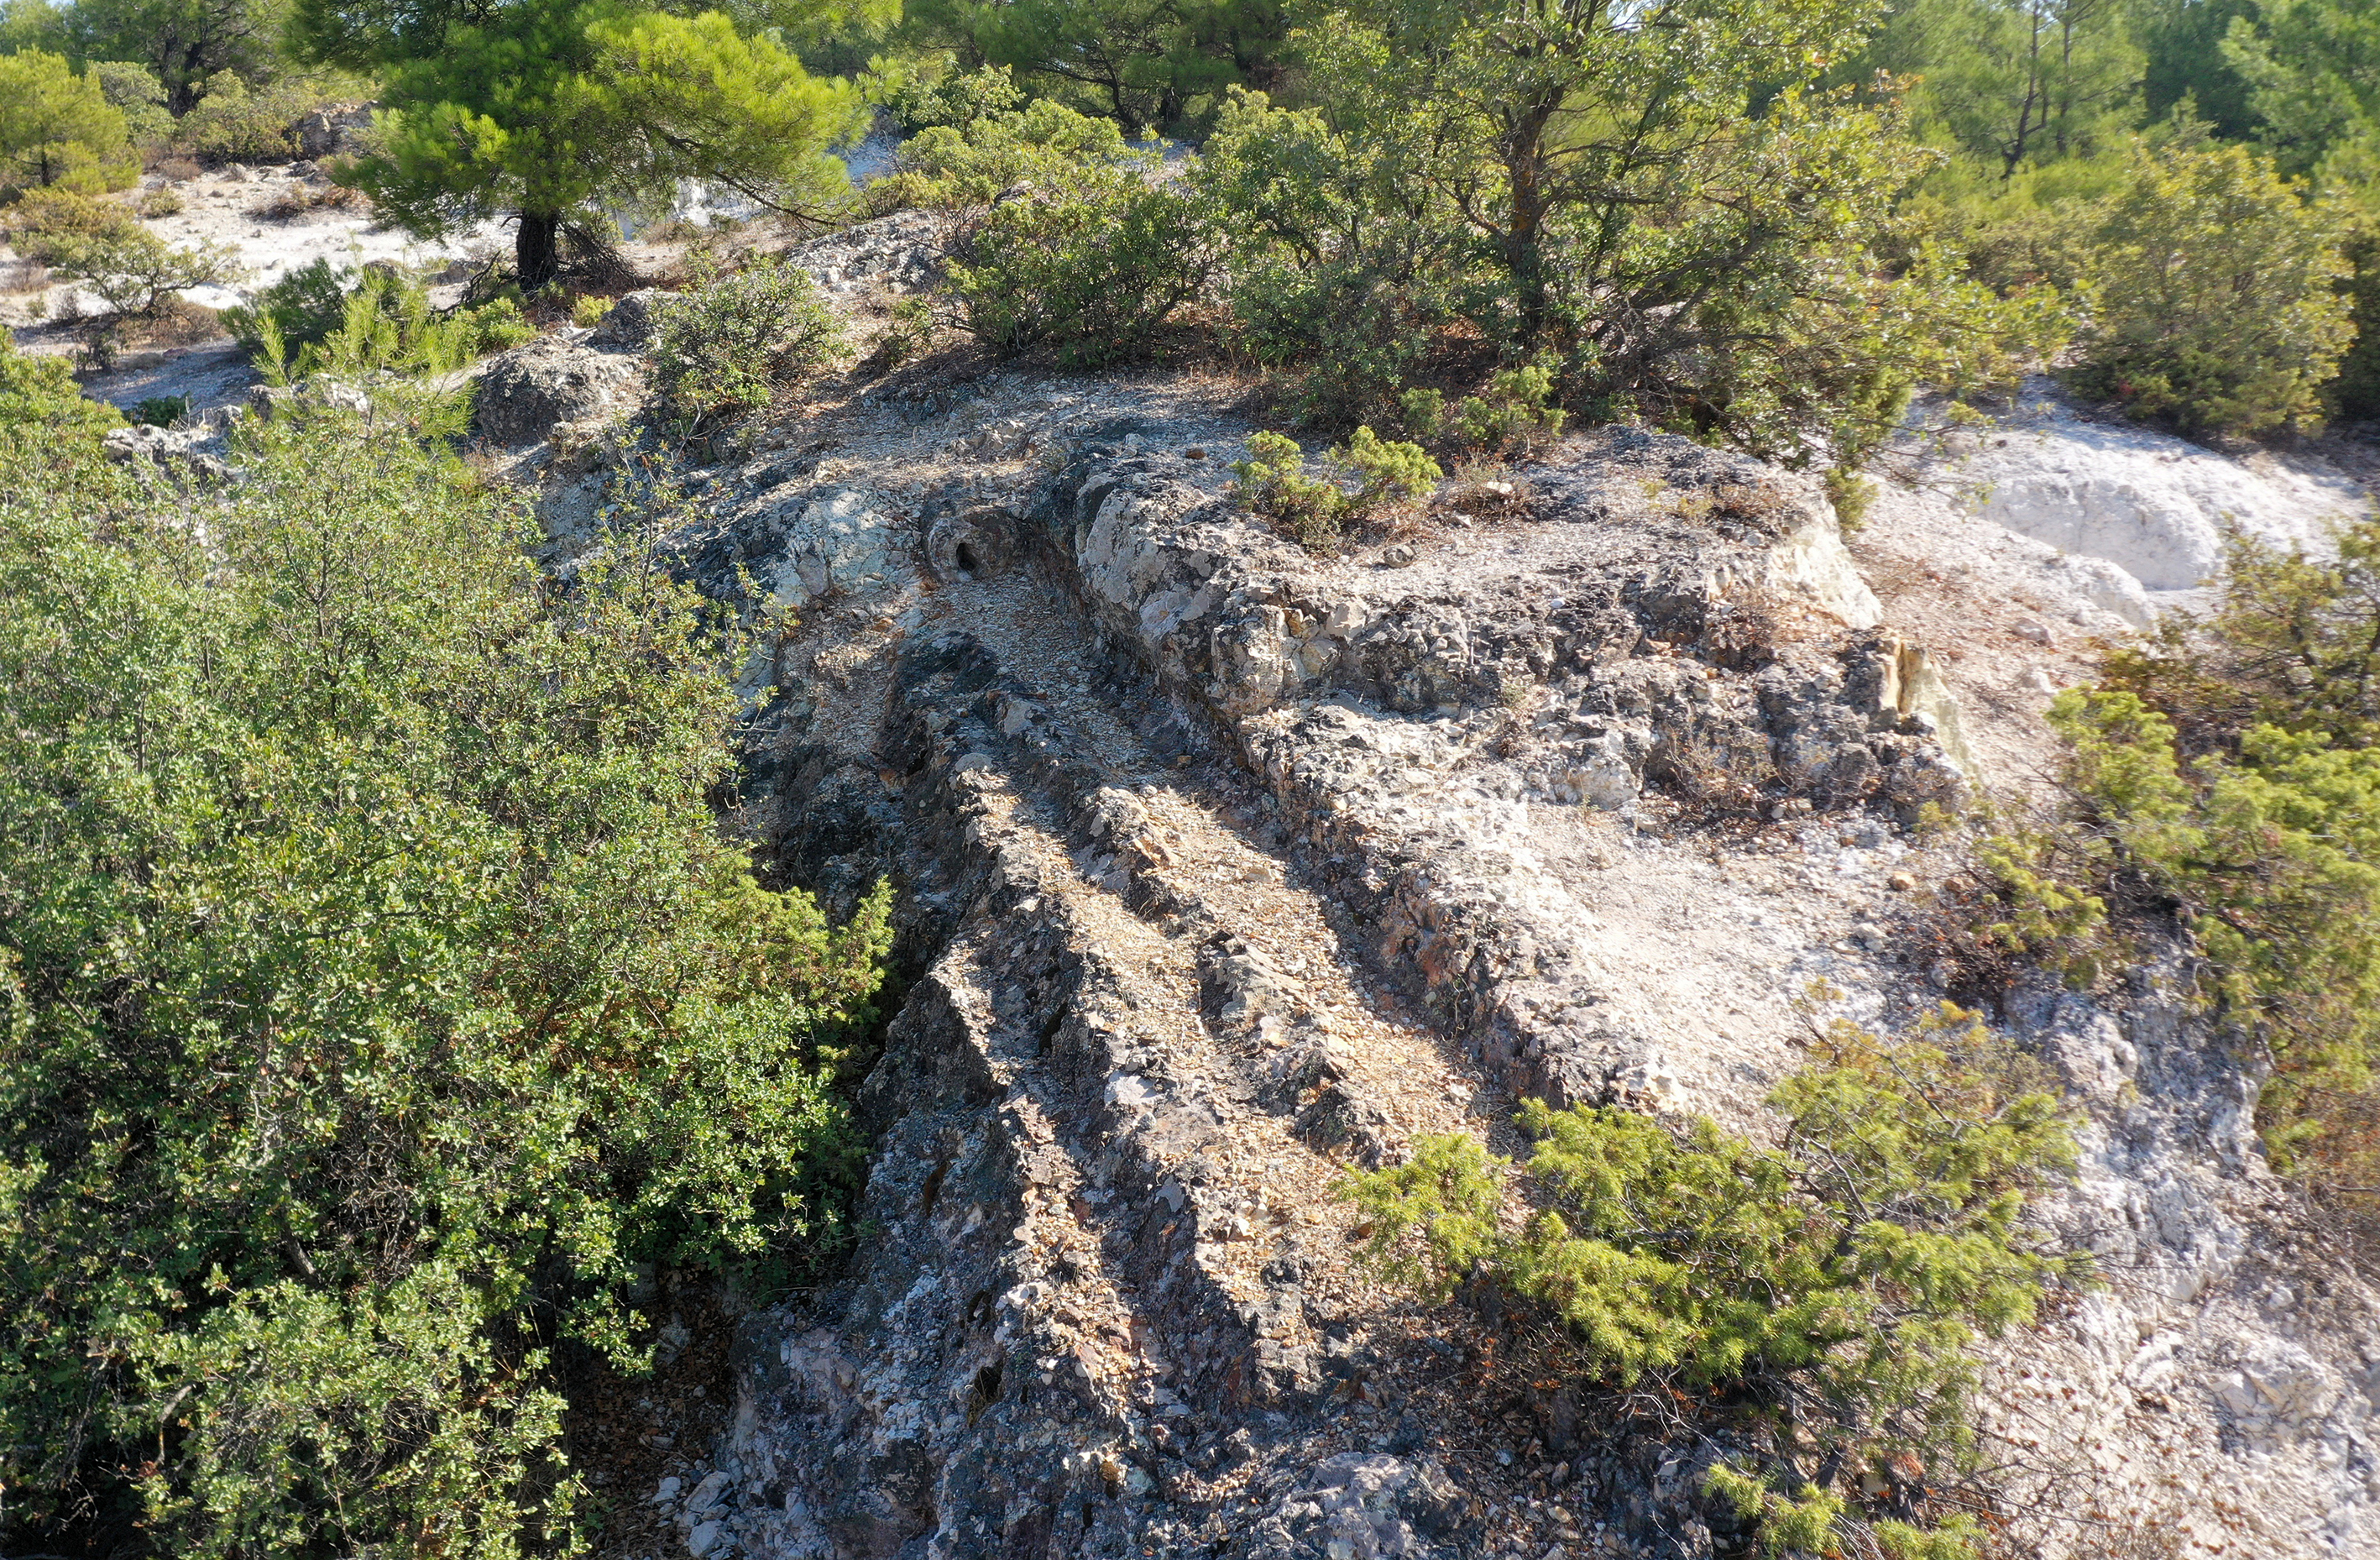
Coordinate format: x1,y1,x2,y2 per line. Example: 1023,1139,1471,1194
290,0,872,286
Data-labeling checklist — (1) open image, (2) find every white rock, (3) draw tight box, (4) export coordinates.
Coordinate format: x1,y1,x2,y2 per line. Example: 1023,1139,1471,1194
1941,386,2363,593
686,1518,724,1557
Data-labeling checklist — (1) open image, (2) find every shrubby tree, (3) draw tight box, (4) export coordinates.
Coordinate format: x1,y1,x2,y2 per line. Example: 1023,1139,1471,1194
2139,0,2262,140
2224,0,2380,175
0,49,133,191
292,0,874,286
8,189,239,320
2063,133,2354,437
902,0,1286,128
1345,1003,2088,1559
1985,516,2380,1219
1185,0,2058,460
882,86,1221,364
89,60,175,148
0,325,124,435
649,254,846,430
1860,0,2143,173
0,390,890,1555
55,0,288,113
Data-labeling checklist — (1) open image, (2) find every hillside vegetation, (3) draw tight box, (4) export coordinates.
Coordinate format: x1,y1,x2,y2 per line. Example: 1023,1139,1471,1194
2,0,2377,1555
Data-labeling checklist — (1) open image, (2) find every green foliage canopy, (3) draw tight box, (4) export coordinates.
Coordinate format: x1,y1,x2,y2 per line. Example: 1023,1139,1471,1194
1344,1006,2087,1557
56,0,289,113
1185,2,2062,458
901,0,1286,129
648,254,847,430
0,48,133,191
2062,133,2355,437
1996,519,2380,1187
1858,0,2143,174
291,0,871,285
2224,0,2380,175
0,395,890,1555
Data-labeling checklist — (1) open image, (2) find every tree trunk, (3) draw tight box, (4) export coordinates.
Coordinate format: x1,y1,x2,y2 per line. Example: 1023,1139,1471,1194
1504,98,1561,348
517,212,562,291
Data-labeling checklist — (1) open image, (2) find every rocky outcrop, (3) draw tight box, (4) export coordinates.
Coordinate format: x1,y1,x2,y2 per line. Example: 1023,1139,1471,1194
1022,431,1965,1112
294,102,374,160
587,289,680,351
1911,380,2370,604
527,348,2377,1559
474,338,640,445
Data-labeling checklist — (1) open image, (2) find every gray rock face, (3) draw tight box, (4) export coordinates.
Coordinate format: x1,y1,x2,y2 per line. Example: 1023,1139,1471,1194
586,288,679,351
102,420,230,484
293,102,373,160
473,339,638,445
782,210,943,296
542,353,2377,1558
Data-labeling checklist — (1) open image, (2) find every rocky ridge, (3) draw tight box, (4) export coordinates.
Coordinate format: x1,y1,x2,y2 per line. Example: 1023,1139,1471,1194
494,233,2380,1560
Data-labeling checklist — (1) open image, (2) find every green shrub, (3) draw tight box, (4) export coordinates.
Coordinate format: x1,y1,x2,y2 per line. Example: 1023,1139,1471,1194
236,267,533,395
222,255,353,353
862,56,1025,134
2329,147,2380,423
169,74,325,164
91,61,174,152
1194,91,1469,430
0,400,890,1556
1825,467,1880,531
648,257,844,432
0,50,135,193
946,170,1216,367
869,94,1135,216
2063,137,2356,439
11,190,239,319
572,291,615,328
1232,427,1439,551
864,295,935,371
130,392,190,426
0,326,121,437
1987,520,2380,1190
1344,1003,2087,1558
467,293,537,351
1404,364,1570,457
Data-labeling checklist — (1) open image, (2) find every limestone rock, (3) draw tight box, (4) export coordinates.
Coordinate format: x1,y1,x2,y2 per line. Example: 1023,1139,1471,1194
473,339,639,446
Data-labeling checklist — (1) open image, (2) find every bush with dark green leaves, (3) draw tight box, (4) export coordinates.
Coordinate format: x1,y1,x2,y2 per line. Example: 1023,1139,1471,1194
235,265,538,393
1344,1004,2089,1560
2064,136,2356,439
864,56,1026,133
1983,517,2380,1201
946,167,1216,367
0,396,891,1557
649,257,845,432
868,92,1139,217
0,326,122,437
1188,0,2062,457
222,255,353,354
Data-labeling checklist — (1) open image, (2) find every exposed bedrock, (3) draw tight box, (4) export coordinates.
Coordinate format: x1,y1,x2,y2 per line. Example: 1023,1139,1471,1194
617,406,2375,1560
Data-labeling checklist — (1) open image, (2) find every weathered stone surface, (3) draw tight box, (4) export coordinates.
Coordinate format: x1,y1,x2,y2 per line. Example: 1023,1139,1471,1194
586,288,679,351
534,342,2380,1559
293,102,373,160
473,338,638,445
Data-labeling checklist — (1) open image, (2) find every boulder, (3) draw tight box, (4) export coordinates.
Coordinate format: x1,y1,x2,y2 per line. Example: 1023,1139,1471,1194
473,339,639,445
294,102,374,161
1931,383,2365,594
586,289,678,351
